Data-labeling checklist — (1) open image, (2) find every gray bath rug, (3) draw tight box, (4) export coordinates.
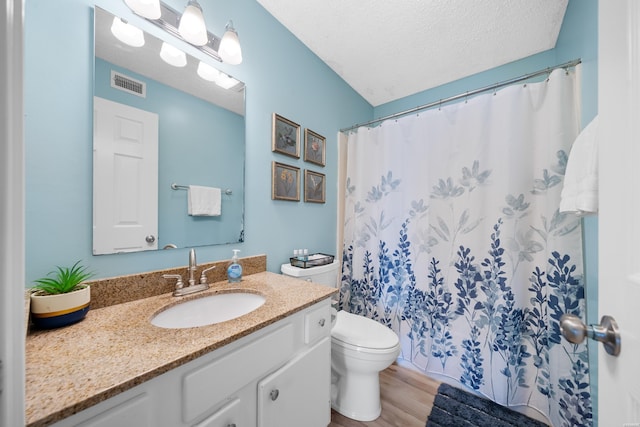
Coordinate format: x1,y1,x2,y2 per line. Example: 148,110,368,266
425,383,549,427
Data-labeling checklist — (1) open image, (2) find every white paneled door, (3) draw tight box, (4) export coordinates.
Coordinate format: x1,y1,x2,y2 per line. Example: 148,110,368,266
93,96,158,254
598,0,640,425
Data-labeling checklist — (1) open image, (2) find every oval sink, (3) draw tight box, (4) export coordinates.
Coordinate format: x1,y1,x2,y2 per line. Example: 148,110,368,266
151,292,266,329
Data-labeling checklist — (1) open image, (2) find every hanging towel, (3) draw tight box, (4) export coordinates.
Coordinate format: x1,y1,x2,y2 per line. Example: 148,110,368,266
187,185,221,216
560,115,599,216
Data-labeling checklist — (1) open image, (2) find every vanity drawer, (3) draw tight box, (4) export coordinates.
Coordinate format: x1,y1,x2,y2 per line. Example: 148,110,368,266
304,304,331,344
182,323,294,423
193,397,241,427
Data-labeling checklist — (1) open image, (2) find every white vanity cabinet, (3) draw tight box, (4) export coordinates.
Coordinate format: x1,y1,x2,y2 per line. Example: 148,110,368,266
50,299,332,427
257,337,331,427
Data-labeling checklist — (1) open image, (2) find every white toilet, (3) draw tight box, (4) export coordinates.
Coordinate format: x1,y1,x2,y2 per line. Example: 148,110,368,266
281,261,400,421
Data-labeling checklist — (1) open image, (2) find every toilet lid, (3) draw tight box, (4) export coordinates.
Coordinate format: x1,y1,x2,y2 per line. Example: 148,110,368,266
332,310,399,350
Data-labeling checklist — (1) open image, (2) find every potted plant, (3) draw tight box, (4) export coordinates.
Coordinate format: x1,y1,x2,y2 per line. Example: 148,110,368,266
30,260,95,329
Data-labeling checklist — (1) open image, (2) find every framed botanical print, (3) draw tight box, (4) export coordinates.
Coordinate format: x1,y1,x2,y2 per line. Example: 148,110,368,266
272,113,300,158
304,128,326,166
272,162,300,201
304,170,325,203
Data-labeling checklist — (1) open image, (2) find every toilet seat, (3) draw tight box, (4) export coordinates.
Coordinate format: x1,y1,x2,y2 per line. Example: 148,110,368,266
332,310,399,351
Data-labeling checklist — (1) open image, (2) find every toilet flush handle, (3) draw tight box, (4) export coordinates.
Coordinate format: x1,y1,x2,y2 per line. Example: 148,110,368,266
270,389,280,401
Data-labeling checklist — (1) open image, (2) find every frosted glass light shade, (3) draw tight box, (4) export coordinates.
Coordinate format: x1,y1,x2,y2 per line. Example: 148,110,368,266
160,42,187,67
197,61,221,81
124,0,161,20
214,74,239,90
219,21,242,65
178,1,208,46
110,17,145,47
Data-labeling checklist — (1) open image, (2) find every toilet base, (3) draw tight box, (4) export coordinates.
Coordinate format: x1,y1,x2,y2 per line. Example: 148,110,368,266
331,368,382,421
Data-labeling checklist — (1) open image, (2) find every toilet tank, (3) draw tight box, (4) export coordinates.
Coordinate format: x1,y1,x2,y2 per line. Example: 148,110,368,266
281,261,339,287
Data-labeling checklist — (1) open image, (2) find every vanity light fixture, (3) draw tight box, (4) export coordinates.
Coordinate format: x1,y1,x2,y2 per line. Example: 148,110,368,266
196,61,240,90
122,0,243,65
124,0,161,20
178,0,208,46
219,21,242,65
160,42,187,67
110,16,145,47
196,61,221,81
214,73,239,90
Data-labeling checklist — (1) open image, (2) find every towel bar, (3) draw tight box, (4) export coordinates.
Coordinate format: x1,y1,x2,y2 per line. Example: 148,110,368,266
171,183,232,195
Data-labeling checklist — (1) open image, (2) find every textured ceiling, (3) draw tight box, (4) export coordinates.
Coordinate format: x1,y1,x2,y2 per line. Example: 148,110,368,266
257,0,569,106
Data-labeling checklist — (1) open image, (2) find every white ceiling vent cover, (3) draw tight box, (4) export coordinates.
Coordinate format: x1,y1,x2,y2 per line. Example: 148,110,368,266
111,70,146,98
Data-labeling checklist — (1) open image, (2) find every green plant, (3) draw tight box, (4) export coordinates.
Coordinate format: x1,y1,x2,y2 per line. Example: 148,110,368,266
32,260,95,295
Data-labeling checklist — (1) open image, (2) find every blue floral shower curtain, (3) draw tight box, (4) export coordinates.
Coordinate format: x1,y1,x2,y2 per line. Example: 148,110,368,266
339,67,591,426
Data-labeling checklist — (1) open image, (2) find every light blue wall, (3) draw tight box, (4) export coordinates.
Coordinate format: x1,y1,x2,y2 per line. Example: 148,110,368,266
24,0,373,284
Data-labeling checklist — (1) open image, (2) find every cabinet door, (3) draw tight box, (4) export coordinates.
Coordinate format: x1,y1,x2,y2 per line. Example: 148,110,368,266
257,337,331,427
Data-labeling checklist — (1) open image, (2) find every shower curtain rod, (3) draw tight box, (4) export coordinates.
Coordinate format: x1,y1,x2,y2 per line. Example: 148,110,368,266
340,58,582,133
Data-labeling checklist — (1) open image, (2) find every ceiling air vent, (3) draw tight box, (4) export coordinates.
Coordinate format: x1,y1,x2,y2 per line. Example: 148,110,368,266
111,70,146,98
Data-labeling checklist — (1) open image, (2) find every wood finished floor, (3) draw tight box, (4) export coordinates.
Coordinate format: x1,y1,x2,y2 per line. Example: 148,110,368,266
328,364,441,427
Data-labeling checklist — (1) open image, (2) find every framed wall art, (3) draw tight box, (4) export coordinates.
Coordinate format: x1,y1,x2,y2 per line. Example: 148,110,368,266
304,170,325,203
304,128,326,166
272,162,300,201
272,113,300,158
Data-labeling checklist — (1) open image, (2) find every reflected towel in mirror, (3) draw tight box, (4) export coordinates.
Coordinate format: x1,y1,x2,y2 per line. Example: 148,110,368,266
188,185,221,216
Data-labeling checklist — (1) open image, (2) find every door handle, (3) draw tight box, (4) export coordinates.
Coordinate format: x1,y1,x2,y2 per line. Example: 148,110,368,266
145,235,156,243
560,314,621,356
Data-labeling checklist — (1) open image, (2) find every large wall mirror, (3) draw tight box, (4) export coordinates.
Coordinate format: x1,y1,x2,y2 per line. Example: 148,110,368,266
93,7,245,255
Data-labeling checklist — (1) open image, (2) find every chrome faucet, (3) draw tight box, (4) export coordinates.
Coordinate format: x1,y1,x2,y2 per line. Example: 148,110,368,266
188,248,197,286
162,248,216,297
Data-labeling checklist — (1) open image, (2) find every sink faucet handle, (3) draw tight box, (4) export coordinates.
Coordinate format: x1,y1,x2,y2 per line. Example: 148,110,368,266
199,265,217,285
163,274,184,291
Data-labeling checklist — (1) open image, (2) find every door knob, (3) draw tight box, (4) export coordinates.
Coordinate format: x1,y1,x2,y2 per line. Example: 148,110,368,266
560,314,621,356
145,235,156,243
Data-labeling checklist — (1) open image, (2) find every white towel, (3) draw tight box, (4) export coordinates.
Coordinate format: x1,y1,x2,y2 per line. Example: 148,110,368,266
187,185,221,216
559,116,599,216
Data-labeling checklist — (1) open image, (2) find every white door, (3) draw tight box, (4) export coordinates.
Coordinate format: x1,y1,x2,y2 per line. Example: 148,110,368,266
93,96,159,254
598,1,640,425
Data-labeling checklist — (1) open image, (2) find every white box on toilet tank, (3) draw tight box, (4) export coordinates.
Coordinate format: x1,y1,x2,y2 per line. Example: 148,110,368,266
281,261,339,287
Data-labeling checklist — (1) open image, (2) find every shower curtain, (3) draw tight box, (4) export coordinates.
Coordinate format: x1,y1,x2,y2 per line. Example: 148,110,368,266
339,67,591,427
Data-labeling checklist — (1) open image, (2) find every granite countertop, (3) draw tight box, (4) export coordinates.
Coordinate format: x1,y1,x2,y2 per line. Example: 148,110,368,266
25,271,337,427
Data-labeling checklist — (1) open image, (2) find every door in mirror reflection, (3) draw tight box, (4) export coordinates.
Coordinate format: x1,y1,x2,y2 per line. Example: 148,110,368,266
93,97,159,254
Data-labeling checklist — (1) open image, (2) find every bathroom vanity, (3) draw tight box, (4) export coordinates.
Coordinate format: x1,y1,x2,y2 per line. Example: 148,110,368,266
25,269,336,427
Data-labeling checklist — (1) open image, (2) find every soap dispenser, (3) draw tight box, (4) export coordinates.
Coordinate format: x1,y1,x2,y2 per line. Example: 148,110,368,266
227,249,243,283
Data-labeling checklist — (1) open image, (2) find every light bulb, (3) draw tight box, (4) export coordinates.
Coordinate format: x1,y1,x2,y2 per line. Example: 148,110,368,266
160,42,187,67
110,17,145,47
178,1,208,46
219,21,242,65
124,0,161,20
197,61,221,81
214,73,239,90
